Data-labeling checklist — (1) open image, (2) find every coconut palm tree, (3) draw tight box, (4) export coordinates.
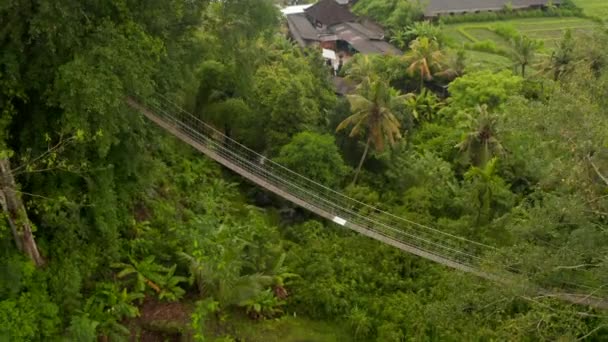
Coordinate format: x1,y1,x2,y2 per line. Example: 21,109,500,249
337,78,405,184
510,34,541,77
344,54,381,85
436,48,467,80
538,29,574,80
404,21,445,46
389,28,409,50
464,157,505,225
403,37,446,89
456,105,504,167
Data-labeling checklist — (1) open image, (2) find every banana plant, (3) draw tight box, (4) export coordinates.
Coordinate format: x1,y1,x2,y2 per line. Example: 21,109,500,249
240,289,285,320
404,88,442,123
267,253,299,300
81,282,143,342
112,256,186,301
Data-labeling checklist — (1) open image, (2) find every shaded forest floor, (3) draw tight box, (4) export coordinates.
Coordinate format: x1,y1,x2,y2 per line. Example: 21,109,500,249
128,298,194,341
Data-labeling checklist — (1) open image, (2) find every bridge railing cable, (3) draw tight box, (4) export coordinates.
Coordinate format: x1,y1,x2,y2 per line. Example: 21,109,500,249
150,93,496,251
128,94,608,304
134,94,496,271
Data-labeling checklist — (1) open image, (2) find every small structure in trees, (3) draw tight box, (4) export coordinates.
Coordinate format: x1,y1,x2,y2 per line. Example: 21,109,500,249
282,0,400,95
283,0,401,63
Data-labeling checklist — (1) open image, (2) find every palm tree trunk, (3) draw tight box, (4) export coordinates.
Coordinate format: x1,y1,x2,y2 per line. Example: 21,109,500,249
480,142,490,167
521,63,526,77
0,158,44,267
352,138,371,185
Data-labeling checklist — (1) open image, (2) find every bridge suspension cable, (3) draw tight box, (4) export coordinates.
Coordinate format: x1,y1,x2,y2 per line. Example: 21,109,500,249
127,93,608,309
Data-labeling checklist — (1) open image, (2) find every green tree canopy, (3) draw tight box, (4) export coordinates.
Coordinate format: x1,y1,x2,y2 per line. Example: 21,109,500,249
447,70,523,111
275,132,349,188
250,52,336,151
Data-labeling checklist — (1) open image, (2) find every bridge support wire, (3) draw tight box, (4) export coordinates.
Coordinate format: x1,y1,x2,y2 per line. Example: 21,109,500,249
126,96,608,310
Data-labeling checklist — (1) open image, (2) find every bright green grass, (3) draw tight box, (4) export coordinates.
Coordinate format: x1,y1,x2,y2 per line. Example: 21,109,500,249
444,29,469,44
210,316,353,342
572,0,608,18
465,50,512,71
466,28,510,47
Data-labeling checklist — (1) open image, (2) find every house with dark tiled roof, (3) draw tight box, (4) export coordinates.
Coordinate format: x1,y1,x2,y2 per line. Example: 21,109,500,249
283,0,401,56
424,0,561,18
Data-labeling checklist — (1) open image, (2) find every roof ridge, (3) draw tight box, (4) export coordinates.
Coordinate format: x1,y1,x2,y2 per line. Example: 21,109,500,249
305,0,357,27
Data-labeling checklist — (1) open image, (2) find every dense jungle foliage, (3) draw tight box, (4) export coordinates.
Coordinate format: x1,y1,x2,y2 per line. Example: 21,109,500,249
2,0,608,341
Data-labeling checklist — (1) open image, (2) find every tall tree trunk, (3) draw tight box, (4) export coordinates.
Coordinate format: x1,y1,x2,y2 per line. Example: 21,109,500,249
352,138,371,185
521,63,526,77
0,158,44,266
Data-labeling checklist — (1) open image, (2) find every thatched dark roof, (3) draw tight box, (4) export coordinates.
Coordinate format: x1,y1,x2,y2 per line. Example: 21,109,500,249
425,0,561,17
286,13,319,43
305,0,356,26
285,0,401,56
333,23,401,55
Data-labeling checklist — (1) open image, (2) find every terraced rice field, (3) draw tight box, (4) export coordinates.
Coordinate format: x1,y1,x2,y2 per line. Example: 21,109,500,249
445,17,597,47
572,0,608,19
444,17,600,70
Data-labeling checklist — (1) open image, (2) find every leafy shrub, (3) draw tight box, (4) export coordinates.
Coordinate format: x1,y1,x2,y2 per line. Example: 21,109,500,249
492,23,520,41
66,314,99,342
0,293,60,341
466,40,498,53
0,254,60,341
464,40,510,57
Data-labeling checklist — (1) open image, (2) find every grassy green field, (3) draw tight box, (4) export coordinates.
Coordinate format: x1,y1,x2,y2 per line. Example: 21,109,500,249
463,50,512,71
444,17,600,70
572,0,608,18
211,316,353,342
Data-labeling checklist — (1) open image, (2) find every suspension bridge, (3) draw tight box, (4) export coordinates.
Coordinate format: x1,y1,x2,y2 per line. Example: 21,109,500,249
128,94,608,310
